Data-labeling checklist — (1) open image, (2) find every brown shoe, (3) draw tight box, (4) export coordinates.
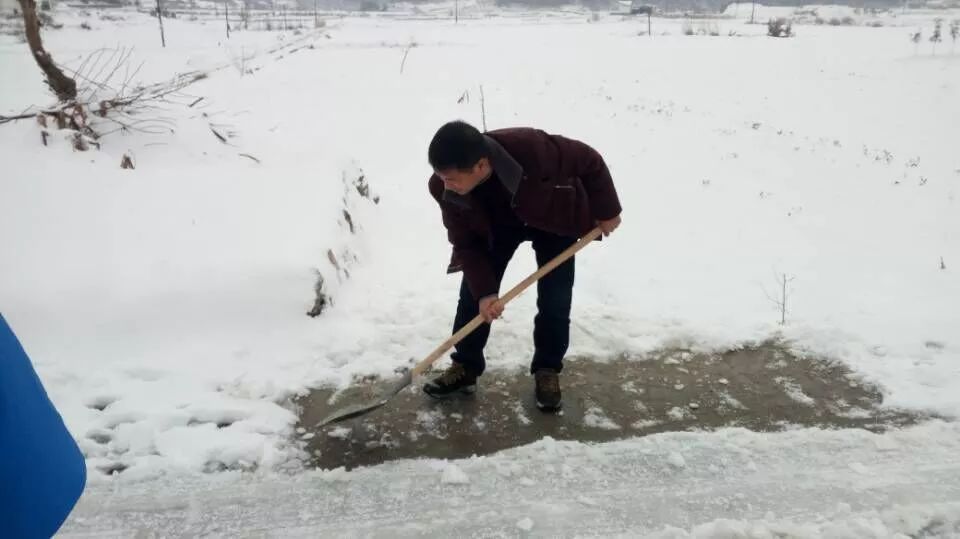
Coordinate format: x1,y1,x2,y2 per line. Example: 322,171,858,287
534,368,562,412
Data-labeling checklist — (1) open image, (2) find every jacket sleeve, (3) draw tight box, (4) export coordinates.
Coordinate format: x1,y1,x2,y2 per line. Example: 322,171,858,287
550,133,623,221
442,210,499,300
429,176,498,300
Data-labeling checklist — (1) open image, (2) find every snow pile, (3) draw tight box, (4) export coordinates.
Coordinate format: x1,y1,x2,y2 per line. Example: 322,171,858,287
649,502,960,538
58,422,960,536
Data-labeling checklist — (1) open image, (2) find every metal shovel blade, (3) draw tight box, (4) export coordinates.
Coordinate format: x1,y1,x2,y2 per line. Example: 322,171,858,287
315,371,413,428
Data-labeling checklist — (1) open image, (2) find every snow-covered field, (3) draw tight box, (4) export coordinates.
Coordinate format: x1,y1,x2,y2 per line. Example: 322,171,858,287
2,4,959,535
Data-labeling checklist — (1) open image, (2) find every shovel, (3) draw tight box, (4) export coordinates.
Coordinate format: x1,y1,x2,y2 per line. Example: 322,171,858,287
316,226,604,428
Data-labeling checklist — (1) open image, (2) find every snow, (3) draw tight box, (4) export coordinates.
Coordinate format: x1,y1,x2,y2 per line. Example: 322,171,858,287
775,377,816,406
668,406,695,421
583,406,621,430
649,503,960,538
58,422,960,536
516,517,534,531
1,1,959,521
326,426,352,439
667,451,687,469
440,463,470,484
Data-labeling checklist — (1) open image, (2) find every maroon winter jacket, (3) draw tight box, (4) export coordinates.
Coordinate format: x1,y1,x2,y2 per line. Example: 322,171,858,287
428,127,622,300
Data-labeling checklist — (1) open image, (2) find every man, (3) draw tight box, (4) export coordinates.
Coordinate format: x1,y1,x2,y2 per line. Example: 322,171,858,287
425,120,622,411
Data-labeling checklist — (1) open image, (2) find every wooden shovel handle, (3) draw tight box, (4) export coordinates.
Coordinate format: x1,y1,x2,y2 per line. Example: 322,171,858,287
411,227,604,377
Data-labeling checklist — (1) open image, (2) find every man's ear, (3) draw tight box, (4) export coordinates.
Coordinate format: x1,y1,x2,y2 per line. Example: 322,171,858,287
476,157,491,175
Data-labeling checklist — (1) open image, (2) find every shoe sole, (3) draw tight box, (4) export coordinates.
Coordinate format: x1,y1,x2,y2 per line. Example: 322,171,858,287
424,384,477,400
536,399,562,412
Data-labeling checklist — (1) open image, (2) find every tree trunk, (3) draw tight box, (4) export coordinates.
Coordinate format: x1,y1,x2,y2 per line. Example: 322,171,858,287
156,0,166,47
17,0,77,102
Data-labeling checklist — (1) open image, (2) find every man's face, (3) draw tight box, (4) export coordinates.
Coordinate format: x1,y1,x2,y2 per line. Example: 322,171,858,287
436,158,490,195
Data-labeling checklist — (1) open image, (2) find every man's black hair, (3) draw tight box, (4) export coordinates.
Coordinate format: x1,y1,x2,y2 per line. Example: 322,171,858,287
428,120,490,171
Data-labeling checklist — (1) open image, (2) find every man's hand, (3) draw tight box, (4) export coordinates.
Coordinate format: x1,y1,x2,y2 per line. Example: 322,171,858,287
478,294,504,323
597,215,622,236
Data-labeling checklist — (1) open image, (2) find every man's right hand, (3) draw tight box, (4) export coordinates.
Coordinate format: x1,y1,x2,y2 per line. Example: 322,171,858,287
597,215,622,236
479,294,503,323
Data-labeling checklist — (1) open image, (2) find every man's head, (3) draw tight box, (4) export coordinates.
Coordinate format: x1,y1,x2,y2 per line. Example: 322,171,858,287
429,121,492,195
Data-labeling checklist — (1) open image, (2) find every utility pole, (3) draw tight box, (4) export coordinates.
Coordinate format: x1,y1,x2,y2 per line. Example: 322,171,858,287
156,0,166,47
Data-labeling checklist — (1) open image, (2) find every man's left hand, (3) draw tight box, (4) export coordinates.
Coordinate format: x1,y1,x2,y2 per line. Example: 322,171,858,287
597,215,622,236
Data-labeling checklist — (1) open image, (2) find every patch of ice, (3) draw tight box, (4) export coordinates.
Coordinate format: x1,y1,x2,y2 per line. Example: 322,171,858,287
667,406,694,421
511,401,532,426
584,407,621,430
774,377,816,406
838,407,872,419
327,426,351,439
416,410,448,438
719,392,746,410
632,419,661,429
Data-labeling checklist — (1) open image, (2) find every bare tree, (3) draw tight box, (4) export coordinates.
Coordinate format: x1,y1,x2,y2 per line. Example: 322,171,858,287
764,272,795,326
17,0,77,102
479,84,487,131
930,18,942,54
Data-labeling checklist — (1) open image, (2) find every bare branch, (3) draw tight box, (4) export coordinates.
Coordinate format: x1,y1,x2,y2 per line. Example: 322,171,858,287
210,125,228,143
0,112,38,125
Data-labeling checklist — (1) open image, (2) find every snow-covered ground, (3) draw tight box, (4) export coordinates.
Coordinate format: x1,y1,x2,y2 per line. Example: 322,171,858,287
60,422,960,536
1,3,959,534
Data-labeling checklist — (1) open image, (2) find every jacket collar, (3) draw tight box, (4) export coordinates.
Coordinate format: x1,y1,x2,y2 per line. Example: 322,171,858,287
442,135,523,209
